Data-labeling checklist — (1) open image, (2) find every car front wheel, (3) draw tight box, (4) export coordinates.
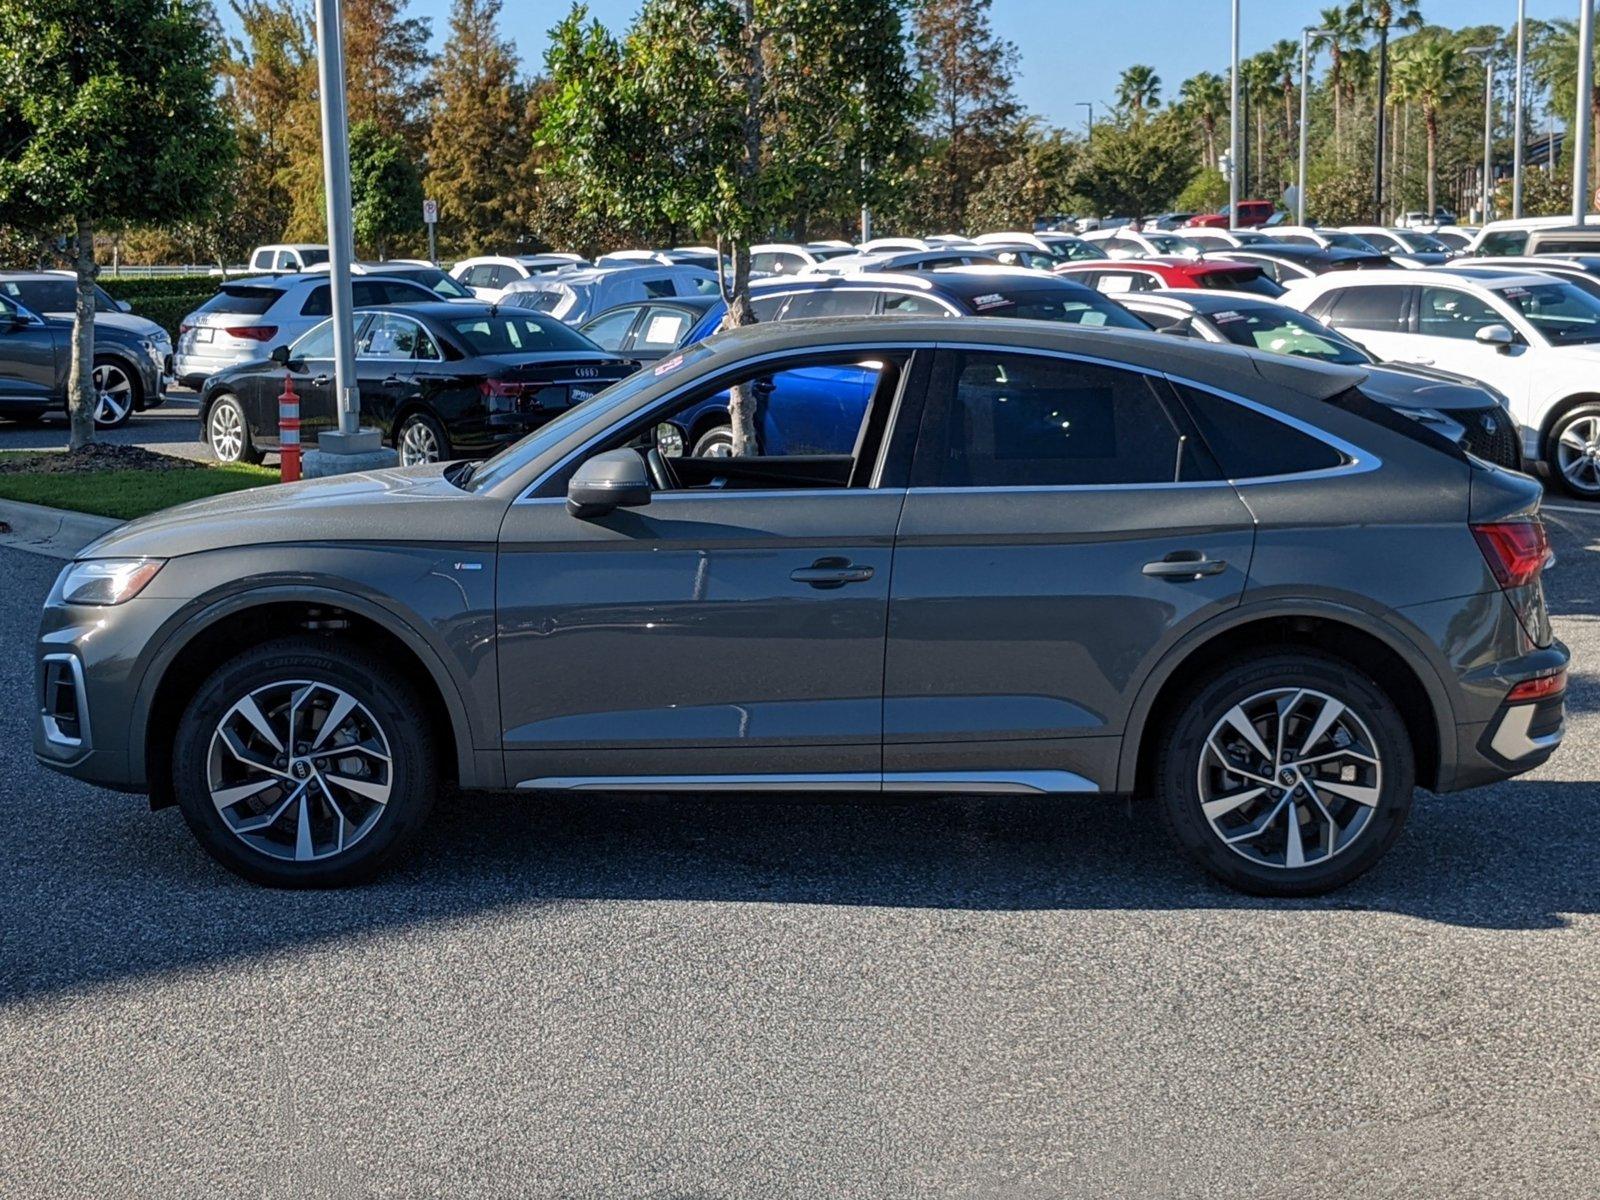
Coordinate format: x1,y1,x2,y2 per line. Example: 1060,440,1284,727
91,359,139,429
1154,653,1414,896
207,394,262,464
171,637,437,887
1549,403,1600,498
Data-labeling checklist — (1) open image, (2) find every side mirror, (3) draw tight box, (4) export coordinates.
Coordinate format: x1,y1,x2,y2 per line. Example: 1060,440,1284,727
1475,323,1515,351
116,299,132,313
567,448,652,519
269,343,291,367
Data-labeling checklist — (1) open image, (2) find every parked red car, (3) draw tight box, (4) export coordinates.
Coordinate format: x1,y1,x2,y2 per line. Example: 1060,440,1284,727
1054,256,1285,297
1188,200,1277,228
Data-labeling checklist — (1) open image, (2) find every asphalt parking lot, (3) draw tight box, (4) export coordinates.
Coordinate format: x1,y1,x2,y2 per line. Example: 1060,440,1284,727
1,456,1599,1197
1,392,212,462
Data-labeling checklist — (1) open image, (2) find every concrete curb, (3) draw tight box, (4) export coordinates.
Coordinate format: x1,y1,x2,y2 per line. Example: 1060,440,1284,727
0,498,122,561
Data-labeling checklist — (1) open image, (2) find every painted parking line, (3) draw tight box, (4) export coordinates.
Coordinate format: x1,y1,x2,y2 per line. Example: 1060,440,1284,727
1541,503,1600,517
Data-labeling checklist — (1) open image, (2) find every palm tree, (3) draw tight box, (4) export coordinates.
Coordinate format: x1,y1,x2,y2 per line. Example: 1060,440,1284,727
1242,52,1280,195
1116,64,1162,123
1269,39,1300,145
1178,70,1229,170
1393,43,1464,220
1531,17,1600,200
1318,5,1366,156
1348,0,1425,220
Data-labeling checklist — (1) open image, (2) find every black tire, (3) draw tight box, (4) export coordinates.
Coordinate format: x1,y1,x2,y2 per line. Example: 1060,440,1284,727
1546,403,1600,499
206,393,262,464
1154,652,1415,897
691,424,734,457
91,357,140,430
172,636,437,887
395,409,453,466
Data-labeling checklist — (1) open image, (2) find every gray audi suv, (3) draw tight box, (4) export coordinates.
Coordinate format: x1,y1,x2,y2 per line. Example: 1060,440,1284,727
35,318,1567,894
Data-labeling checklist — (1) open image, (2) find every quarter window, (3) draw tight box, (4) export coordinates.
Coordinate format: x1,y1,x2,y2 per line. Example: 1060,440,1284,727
1174,384,1346,478
882,292,951,315
782,290,880,318
914,352,1212,488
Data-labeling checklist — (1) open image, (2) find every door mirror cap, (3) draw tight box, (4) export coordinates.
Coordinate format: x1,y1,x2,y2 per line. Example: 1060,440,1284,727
269,343,291,366
1476,323,1515,350
567,448,653,519
115,299,132,313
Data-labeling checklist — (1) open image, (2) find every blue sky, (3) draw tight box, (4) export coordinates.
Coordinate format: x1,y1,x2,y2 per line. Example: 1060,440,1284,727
258,0,1581,126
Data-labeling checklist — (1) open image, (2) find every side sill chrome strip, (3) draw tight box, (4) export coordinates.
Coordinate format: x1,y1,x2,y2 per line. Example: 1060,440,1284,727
516,770,1098,795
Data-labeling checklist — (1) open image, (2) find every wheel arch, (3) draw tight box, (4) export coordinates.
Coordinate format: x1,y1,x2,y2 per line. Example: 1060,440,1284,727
134,585,488,808
387,400,441,451
1537,392,1600,461
1119,603,1455,797
91,347,146,408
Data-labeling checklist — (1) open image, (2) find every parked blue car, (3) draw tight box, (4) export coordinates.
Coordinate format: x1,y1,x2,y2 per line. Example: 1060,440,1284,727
667,268,1150,456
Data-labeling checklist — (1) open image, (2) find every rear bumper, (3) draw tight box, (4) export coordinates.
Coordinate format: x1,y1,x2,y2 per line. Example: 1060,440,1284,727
174,348,249,389
1441,641,1569,792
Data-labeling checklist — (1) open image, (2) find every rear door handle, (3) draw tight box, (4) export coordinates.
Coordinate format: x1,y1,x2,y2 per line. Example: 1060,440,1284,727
790,556,875,589
1143,552,1228,579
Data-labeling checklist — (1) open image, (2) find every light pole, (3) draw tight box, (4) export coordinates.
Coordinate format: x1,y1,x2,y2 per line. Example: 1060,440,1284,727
1513,0,1527,218
1077,101,1094,142
1465,46,1495,224
1299,28,1331,229
308,0,394,475
1576,0,1595,222
1229,0,1240,228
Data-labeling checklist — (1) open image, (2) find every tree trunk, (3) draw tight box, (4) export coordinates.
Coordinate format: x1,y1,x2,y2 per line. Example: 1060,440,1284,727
1332,56,1343,158
718,239,758,456
67,216,97,453
1425,110,1437,219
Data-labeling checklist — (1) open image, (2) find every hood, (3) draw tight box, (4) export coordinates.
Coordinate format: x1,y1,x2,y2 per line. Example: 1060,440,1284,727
1361,364,1502,412
80,464,509,560
46,309,168,341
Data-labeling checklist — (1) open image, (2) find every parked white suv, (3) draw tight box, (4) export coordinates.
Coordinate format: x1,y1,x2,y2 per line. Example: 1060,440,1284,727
1285,267,1600,495
449,254,590,301
498,264,719,325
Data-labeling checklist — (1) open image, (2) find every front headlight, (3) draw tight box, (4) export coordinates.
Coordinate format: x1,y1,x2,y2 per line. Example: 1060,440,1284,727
58,558,164,606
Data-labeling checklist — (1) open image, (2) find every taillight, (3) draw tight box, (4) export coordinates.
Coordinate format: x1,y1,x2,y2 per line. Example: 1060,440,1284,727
225,325,278,342
179,322,193,336
1507,668,1566,703
1471,520,1550,589
480,378,526,413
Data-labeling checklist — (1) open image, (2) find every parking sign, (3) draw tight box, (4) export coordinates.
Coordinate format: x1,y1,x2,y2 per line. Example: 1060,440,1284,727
423,198,438,225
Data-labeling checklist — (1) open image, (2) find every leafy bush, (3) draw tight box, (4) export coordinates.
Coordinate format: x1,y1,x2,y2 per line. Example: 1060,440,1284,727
1176,169,1228,214
125,294,212,338
99,274,220,301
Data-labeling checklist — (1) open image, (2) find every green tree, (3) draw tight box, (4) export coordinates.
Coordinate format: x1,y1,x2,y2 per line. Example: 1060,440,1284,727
349,119,423,258
964,122,1080,230
1176,168,1229,213
1177,71,1228,172
1318,4,1367,157
1393,40,1466,220
914,0,1019,230
1348,0,1425,219
540,0,922,452
1116,64,1162,123
0,0,233,449
1530,17,1600,200
1071,113,1197,217
424,0,531,255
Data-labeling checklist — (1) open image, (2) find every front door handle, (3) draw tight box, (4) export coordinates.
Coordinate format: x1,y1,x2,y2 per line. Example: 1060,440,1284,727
790,556,875,589
1143,551,1228,580
382,374,407,386
311,373,331,386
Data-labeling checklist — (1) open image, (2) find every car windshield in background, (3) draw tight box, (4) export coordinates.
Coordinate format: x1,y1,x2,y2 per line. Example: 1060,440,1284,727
809,248,854,261
1402,232,1450,252
1207,307,1370,364
967,288,1149,329
197,285,282,315
1324,233,1379,251
449,313,596,354
1197,269,1284,296
1494,282,1600,345
387,268,472,299
507,290,568,315
1145,234,1195,255
0,279,118,313
1056,241,1107,260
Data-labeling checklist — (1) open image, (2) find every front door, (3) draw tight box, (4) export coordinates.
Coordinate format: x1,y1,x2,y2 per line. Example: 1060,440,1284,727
0,301,61,405
882,349,1256,792
494,349,920,788
246,316,349,446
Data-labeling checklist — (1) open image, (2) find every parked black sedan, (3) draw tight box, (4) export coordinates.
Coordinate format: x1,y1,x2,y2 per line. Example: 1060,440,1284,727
197,303,636,465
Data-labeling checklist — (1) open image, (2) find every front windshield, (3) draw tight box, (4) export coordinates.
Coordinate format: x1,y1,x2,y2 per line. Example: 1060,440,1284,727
1145,233,1198,256
1494,281,1600,345
1054,239,1107,261
450,312,596,354
1206,306,1371,364
808,247,853,261
1324,232,1380,252
466,345,716,493
1400,231,1449,252
968,287,1149,329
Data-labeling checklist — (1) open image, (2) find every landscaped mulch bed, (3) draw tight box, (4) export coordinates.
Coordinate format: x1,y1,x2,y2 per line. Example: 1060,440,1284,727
0,444,202,476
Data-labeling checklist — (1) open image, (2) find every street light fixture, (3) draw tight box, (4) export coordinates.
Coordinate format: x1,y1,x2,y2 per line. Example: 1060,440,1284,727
1465,45,1495,224
1299,28,1332,229
1576,0,1595,222
1512,0,1527,218
1229,0,1240,229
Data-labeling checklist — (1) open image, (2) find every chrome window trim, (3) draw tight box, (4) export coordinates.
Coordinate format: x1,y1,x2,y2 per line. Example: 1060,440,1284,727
513,340,923,504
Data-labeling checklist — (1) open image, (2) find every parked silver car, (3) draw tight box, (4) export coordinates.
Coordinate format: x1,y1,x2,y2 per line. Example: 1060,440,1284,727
172,274,439,388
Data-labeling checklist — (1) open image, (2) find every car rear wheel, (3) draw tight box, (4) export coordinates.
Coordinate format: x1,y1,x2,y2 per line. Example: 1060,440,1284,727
207,394,261,464
91,359,139,429
397,411,452,466
171,637,437,887
692,424,735,457
1154,653,1414,896
1549,404,1600,498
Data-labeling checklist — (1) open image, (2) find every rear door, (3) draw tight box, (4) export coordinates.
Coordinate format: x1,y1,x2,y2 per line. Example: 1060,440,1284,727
882,348,1255,791
1311,282,1416,362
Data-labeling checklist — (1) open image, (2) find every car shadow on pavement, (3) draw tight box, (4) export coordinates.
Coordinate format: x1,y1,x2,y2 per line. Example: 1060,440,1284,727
5,774,1596,1007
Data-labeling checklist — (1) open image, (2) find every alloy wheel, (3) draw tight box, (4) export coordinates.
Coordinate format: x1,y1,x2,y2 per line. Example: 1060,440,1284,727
91,364,133,427
206,679,393,863
1555,414,1600,494
693,427,735,458
210,402,244,462
399,419,441,466
1196,687,1382,870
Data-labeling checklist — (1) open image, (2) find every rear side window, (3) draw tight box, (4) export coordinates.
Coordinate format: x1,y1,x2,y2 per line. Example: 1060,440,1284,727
1174,383,1346,478
201,286,282,316
1321,286,1410,333
1198,269,1284,297
1478,230,1528,256
782,290,880,318
914,352,1215,488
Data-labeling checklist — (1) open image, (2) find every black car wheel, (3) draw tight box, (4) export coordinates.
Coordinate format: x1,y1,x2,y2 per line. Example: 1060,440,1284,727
1549,403,1600,498
171,637,437,887
207,394,262,464
91,358,139,429
396,411,452,466
1155,653,1414,896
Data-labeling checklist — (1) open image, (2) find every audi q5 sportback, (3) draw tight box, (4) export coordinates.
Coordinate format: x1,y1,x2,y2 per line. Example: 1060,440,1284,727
36,319,1567,894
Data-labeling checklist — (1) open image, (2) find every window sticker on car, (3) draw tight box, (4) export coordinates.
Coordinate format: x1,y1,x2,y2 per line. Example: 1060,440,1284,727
654,353,685,376
646,314,686,343
1502,287,1529,299
1213,310,1244,323
972,293,1012,310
